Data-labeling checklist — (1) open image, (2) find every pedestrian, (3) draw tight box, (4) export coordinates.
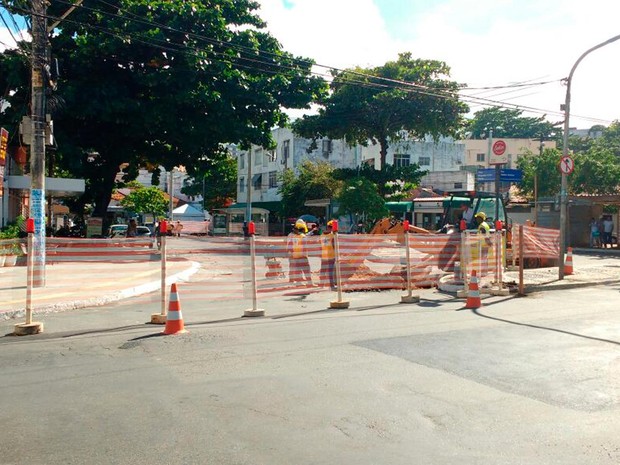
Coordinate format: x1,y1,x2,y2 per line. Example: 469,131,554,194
126,218,138,238
320,220,336,289
174,220,184,237
602,215,614,248
460,202,474,229
286,220,312,285
589,217,600,248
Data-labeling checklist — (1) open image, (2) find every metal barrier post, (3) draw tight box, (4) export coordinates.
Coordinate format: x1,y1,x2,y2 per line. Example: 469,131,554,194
400,220,419,303
518,225,525,295
457,231,469,298
244,221,265,317
491,230,509,296
151,221,168,324
329,220,350,309
14,219,44,335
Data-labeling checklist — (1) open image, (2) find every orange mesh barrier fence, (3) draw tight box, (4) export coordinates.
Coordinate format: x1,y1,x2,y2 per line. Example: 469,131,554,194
512,224,560,259
460,231,503,283
166,236,251,302
46,237,157,263
179,221,210,235
406,233,461,286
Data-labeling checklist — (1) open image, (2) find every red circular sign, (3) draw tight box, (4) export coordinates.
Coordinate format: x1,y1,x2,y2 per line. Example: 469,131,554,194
492,140,506,156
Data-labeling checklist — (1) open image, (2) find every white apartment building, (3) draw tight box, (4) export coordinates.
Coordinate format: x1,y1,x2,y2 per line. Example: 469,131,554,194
235,128,466,205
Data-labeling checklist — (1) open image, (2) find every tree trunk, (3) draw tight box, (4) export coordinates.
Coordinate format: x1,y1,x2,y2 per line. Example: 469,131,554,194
93,162,121,219
379,136,389,171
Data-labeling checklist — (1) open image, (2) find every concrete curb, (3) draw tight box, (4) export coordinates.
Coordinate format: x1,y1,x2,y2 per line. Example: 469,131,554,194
1,261,201,321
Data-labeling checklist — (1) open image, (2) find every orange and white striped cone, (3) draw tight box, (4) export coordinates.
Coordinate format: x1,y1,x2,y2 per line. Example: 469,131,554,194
564,247,574,275
465,270,482,309
163,283,188,335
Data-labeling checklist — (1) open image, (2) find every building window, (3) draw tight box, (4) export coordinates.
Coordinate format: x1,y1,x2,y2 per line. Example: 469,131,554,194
476,153,485,162
239,153,245,170
254,148,263,166
419,156,431,166
282,140,290,163
322,139,332,157
239,177,245,192
394,153,411,168
252,174,263,191
269,171,277,188
454,182,463,189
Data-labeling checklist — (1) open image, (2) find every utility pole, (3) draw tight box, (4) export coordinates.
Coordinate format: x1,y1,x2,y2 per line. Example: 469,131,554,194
559,33,620,279
30,0,48,287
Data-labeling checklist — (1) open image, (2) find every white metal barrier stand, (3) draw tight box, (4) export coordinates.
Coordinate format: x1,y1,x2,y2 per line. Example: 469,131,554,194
329,220,350,309
490,230,510,296
151,220,168,324
244,222,265,317
400,220,419,304
14,219,44,335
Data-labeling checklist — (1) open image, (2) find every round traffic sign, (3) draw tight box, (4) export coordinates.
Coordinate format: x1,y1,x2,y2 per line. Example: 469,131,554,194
492,140,506,156
559,155,574,175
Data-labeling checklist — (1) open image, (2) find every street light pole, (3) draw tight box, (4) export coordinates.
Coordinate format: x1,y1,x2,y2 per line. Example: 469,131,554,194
559,33,620,279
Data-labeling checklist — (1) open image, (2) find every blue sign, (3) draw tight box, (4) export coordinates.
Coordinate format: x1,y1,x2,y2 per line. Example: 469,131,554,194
476,168,523,183
476,169,496,182
500,169,523,182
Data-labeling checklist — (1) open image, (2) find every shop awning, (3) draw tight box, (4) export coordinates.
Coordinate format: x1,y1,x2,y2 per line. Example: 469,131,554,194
385,201,412,213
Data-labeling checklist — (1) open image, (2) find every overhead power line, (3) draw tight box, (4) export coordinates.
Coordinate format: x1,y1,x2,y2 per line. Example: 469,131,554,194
9,2,614,125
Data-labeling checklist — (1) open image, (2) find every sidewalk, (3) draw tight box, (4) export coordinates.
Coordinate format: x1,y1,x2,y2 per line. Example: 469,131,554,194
0,258,200,320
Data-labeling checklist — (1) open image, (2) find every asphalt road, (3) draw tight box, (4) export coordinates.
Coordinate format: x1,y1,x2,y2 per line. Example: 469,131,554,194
1,268,619,465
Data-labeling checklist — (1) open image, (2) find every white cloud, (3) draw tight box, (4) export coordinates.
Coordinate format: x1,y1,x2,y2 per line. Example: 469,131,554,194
256,0,620,128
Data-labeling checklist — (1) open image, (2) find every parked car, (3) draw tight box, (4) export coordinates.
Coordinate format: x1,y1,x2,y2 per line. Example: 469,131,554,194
107,224,152,238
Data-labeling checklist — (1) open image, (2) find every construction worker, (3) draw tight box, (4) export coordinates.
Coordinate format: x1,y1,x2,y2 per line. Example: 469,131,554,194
320,220,336,289
286,220,312,285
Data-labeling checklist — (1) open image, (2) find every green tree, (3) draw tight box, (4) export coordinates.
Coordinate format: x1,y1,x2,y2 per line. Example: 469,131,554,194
517,146,620,198
0,0,327,218
594,121,620,158
333,163,426,198
120,186,168,217
293,52,467,170
278,161,341,218
517,148,562,198
467,108,559,140
336,177,388,224
182,154,237,211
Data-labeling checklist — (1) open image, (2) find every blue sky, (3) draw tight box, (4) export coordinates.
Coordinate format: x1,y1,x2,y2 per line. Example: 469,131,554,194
259,0,620,128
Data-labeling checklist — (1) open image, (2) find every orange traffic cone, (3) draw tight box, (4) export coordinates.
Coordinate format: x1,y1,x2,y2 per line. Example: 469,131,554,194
465,270,482,309
163,283,188,335
564,247,574,275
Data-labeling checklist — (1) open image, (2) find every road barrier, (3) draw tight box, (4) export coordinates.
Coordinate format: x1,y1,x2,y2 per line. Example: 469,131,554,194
2,223,566,332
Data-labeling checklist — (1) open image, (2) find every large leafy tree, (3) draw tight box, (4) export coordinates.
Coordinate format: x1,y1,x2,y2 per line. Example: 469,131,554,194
333,163,426,198
467,108,559,140
120,186,168,217
181,154,237,211
517,147,620,198
278,161,341,219
293,52,468,170
0,0,326,218
337,177,388,225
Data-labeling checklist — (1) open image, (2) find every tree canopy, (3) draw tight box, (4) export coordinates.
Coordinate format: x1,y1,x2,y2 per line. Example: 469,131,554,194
467,108,559,140
120,186,168,217
293,52,468,170
0,0,327,218
278,161,341,219
181,154,237,211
